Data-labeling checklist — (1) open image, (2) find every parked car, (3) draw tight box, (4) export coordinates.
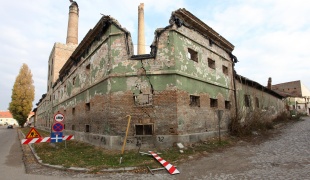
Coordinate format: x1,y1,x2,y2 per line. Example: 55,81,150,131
7,125,13,129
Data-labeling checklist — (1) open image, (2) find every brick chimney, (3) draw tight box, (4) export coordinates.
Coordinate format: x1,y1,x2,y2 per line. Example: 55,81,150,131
137,3,146,54
267,77,272,89
66,1,79,45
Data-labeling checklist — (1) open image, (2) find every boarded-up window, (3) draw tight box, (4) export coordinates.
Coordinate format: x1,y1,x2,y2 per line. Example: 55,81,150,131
208,58,215,69
135,124,153,135
187,48,198,62
210,98,218,108
244,95,251,107
133,94,152,106
72,125,75,130
190,95,200,107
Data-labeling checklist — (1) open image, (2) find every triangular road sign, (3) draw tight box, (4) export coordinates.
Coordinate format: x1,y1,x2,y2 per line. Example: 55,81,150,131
26,127,42,139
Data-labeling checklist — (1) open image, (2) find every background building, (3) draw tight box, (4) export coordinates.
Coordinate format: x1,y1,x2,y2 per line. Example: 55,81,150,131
0,111,18,126
271,80,310,115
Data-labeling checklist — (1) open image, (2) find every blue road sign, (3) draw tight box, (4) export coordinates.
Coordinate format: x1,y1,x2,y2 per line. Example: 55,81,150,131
52,122,64,132
50,132,63,143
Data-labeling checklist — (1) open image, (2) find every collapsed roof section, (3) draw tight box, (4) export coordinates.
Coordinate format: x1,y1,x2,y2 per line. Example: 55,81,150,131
58,8,238,81
59,15,134,81
236,74,283,99
135,8,238,62
170,8,234,52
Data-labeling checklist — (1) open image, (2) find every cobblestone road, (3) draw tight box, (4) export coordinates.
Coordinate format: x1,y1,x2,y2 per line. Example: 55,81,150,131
178,117,310,179
20,117,310,179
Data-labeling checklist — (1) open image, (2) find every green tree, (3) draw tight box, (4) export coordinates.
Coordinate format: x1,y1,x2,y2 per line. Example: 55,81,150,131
9,64,35,127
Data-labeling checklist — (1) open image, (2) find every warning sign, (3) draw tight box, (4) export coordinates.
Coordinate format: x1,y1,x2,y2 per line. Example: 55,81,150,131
26,128,42,139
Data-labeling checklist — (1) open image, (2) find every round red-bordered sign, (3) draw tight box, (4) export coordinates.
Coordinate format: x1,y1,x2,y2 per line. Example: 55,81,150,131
54,113,65,122
52,122,64,132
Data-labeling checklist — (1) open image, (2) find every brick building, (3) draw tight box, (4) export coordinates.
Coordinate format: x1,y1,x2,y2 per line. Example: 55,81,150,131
270,80,310,115
35,2,285,149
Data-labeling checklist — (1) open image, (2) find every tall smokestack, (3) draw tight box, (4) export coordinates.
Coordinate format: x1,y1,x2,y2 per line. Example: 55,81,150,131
137,3,146,54
66,1,79,45
267,77,272,89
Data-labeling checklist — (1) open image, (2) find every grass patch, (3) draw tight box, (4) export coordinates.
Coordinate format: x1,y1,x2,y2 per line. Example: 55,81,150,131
20,127,232,171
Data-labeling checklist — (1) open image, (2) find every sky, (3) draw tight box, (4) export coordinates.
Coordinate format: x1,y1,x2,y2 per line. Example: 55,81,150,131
1,0,310,110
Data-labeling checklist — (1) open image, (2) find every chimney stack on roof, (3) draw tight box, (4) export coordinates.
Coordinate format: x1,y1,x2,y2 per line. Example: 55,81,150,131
137,3,146,54
267,77,272,89
66,1,79,45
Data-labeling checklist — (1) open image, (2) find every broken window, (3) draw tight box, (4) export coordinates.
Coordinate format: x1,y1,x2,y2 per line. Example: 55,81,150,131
255,97,259,108
85,102,90,111
190,95,200,107
208,58,215,69
222,65,228,75
210,98,218,108
225,101,231,109
72,107,75,116
135,124,153,135
187,48,198,62
244,95,251,107
85,124,90,133
133,94,152,106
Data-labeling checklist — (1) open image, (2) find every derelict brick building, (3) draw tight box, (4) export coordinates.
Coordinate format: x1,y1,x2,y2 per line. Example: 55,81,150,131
35,2,285,149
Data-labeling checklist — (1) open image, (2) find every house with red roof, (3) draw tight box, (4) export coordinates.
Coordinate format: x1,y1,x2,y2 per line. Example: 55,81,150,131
0,111,19,126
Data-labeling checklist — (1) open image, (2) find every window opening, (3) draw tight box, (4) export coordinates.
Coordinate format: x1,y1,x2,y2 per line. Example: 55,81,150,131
190,95,200,107
210,98,218,108
244,95,251,107
255,97,259,108
222,65,228,75
208,58,215,69
85,103,90,111
73,77,76,85
187,48,198,62
225,101,231,109
135,124,153,135
85,124,90,133
86,64,90,70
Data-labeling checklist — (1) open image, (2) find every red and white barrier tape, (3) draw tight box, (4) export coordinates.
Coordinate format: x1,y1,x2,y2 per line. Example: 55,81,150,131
149,151,180,175
21,135,74,144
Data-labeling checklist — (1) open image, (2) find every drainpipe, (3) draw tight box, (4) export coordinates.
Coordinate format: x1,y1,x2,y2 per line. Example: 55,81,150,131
232,66,238,118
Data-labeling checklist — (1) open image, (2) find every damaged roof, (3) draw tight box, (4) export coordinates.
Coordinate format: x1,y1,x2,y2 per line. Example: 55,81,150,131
170,8,235,52
59,15,132,80
236,74,284,99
